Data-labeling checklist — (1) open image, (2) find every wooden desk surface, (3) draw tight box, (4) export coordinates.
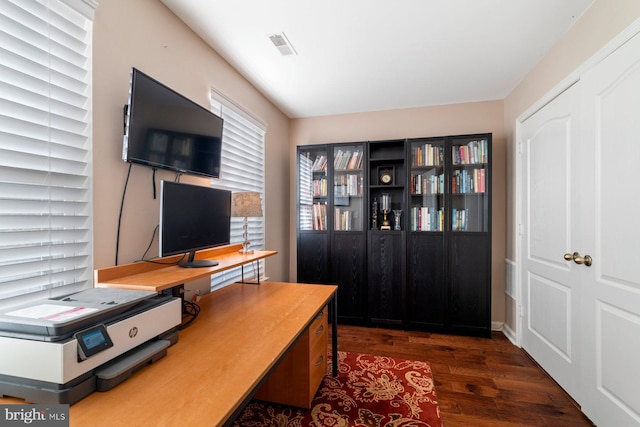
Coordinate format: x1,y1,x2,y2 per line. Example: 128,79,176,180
64,281,336,426
94,244,277,292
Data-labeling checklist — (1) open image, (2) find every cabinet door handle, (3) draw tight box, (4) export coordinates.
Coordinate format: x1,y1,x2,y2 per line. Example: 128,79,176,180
314,309,325,320
564,252,593,267
314,355,324,366
315,324,324,335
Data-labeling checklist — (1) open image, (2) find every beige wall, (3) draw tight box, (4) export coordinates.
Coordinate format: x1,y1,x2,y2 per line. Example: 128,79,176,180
502,0,640,333
289,101,507,324
93,0,291,288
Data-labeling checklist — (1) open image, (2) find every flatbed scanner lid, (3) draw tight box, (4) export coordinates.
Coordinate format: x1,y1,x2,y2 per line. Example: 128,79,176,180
0,288,158,341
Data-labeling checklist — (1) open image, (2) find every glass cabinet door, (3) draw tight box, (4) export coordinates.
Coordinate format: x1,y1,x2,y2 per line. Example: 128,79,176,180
409,138,445,232
298,146,328,231
332,144,364,231
449,137,489,232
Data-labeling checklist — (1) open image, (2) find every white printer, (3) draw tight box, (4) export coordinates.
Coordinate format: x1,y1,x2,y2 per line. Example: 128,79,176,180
0,288,181,404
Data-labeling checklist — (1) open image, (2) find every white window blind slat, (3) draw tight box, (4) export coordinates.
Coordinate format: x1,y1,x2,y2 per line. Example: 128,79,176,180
0,0,94,304
0,242,88,265
0,266,90,300
210,92,266,290
0,149,89,176
0,214,86,233
298,154,314,229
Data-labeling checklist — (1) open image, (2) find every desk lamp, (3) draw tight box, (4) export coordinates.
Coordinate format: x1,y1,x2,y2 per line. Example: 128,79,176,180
231,192,263,254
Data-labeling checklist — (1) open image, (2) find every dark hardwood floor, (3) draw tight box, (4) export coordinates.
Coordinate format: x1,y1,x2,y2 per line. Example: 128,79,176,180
332,325,595,427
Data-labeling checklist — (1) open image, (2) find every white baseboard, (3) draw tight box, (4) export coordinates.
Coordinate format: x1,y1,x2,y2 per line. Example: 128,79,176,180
491,321,504,331
502,322,518,346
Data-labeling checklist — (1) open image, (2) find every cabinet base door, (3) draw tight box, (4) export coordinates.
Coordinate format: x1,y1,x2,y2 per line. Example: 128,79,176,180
298,233,329,283
367,231,405,326
333,233,366,324
449,233,491,336
407,233,445,328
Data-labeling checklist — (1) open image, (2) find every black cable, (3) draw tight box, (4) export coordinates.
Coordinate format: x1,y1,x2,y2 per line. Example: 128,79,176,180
115,163,133,266
152,168,157,199
179,300,200,330
138,254,187,265
139,224,159,261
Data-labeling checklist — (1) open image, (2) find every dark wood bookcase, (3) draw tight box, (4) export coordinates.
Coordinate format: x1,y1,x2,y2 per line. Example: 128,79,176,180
296,133,491,337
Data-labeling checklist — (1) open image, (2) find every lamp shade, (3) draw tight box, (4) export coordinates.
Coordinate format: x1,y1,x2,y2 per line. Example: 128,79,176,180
231,192,263,218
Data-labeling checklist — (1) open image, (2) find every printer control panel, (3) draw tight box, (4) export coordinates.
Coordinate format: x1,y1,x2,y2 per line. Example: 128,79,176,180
75,324,114,360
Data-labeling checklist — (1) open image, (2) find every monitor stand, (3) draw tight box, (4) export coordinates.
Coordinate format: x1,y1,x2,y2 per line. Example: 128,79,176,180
178,251,219,268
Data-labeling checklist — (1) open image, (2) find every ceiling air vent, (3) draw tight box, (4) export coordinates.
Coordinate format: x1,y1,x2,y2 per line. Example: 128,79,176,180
269,32,297,56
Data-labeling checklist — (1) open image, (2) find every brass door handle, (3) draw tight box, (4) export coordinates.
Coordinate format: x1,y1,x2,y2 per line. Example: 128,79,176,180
564,252,592,267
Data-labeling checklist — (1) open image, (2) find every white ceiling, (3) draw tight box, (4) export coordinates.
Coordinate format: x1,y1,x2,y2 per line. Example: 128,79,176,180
161,0,594,119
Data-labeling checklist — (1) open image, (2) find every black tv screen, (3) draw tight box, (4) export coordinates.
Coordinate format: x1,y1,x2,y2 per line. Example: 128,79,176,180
159,181,231,268
123,68,223,179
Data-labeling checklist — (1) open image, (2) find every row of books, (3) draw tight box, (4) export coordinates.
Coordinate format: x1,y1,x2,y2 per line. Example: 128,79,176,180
334,208,360,231
315,169,484,196
305,204,474,232
310,155,328,172
311,202,327,230
452,139,488,165
308,139,486,173
411,143,443,167
334,149,364,170
334,174,363,197
410,206,444,231
451,168,486,194
410,172,444,195
311,177,328,197
452,208,469,231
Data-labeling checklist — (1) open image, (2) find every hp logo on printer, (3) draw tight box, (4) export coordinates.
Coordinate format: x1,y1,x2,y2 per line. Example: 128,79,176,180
129,327,138,338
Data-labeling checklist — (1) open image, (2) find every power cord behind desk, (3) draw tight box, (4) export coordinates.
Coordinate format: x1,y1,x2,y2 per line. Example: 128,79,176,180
180,300,200,330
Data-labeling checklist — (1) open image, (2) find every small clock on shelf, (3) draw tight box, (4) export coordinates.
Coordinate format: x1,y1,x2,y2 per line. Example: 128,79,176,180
378,166,395,185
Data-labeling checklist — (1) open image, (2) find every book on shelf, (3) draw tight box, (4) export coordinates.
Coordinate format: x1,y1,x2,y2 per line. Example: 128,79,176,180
451,168,485,194
334,208,357,231
411,143,443,166
452,139,488,165
410,172,444,195
346,150,361,169
334,149,363,170
311,154,328,172
410,206,444,231
451,208,469,231
312,177,328,197
334,174,363,197
312,202,327,230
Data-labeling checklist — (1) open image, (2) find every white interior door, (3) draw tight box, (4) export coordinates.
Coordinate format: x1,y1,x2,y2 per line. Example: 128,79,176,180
520,29,640,426
579,30,640,427
520,83,583,402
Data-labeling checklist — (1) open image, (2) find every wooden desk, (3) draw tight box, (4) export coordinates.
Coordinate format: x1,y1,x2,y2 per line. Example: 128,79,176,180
94,244,277,292
3,282,336,426
0,249,339,425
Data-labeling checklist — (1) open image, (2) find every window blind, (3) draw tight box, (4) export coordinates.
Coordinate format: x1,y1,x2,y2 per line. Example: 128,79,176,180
0,0,95,303
210,92,266,290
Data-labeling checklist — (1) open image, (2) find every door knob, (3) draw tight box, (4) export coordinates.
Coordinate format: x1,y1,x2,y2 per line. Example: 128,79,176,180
564,252,592,267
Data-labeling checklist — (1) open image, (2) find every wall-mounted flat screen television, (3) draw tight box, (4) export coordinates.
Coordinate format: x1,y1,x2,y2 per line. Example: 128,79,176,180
159,180,231,268
123,68,223,179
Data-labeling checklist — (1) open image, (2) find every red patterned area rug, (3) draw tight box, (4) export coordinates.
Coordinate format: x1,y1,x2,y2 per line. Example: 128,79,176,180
233,351,443,427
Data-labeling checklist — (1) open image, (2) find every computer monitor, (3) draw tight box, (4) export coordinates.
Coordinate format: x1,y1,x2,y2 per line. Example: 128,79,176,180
159,181,231,268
